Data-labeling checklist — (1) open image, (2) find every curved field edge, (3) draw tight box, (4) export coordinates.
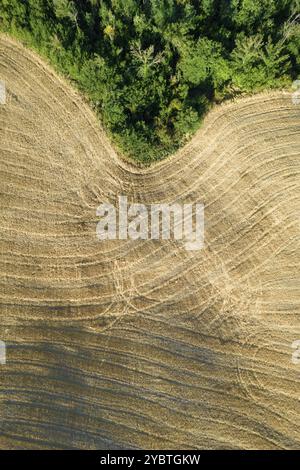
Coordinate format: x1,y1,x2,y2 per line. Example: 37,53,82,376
0,35,299,449
0,33,295,170
0,0,298,164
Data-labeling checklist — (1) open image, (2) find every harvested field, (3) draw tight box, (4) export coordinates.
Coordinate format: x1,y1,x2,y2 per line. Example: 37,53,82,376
0,35,299,449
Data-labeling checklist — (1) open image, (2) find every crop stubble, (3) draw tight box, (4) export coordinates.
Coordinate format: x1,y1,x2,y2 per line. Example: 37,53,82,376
0,35,299,449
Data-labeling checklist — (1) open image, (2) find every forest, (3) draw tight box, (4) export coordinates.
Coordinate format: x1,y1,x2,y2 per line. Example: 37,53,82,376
0,0,299,163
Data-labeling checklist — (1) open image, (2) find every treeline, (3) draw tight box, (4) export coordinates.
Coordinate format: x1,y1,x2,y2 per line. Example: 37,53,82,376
0,0,299,163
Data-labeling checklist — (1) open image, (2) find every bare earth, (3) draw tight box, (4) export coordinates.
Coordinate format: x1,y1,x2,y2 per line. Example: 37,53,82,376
0,35,299,449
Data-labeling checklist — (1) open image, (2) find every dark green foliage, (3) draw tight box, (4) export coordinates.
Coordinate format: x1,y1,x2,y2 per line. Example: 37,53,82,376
0,0,299,163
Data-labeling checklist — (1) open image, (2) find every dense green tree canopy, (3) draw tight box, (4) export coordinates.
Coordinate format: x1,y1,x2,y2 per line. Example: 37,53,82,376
0,0,299,163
